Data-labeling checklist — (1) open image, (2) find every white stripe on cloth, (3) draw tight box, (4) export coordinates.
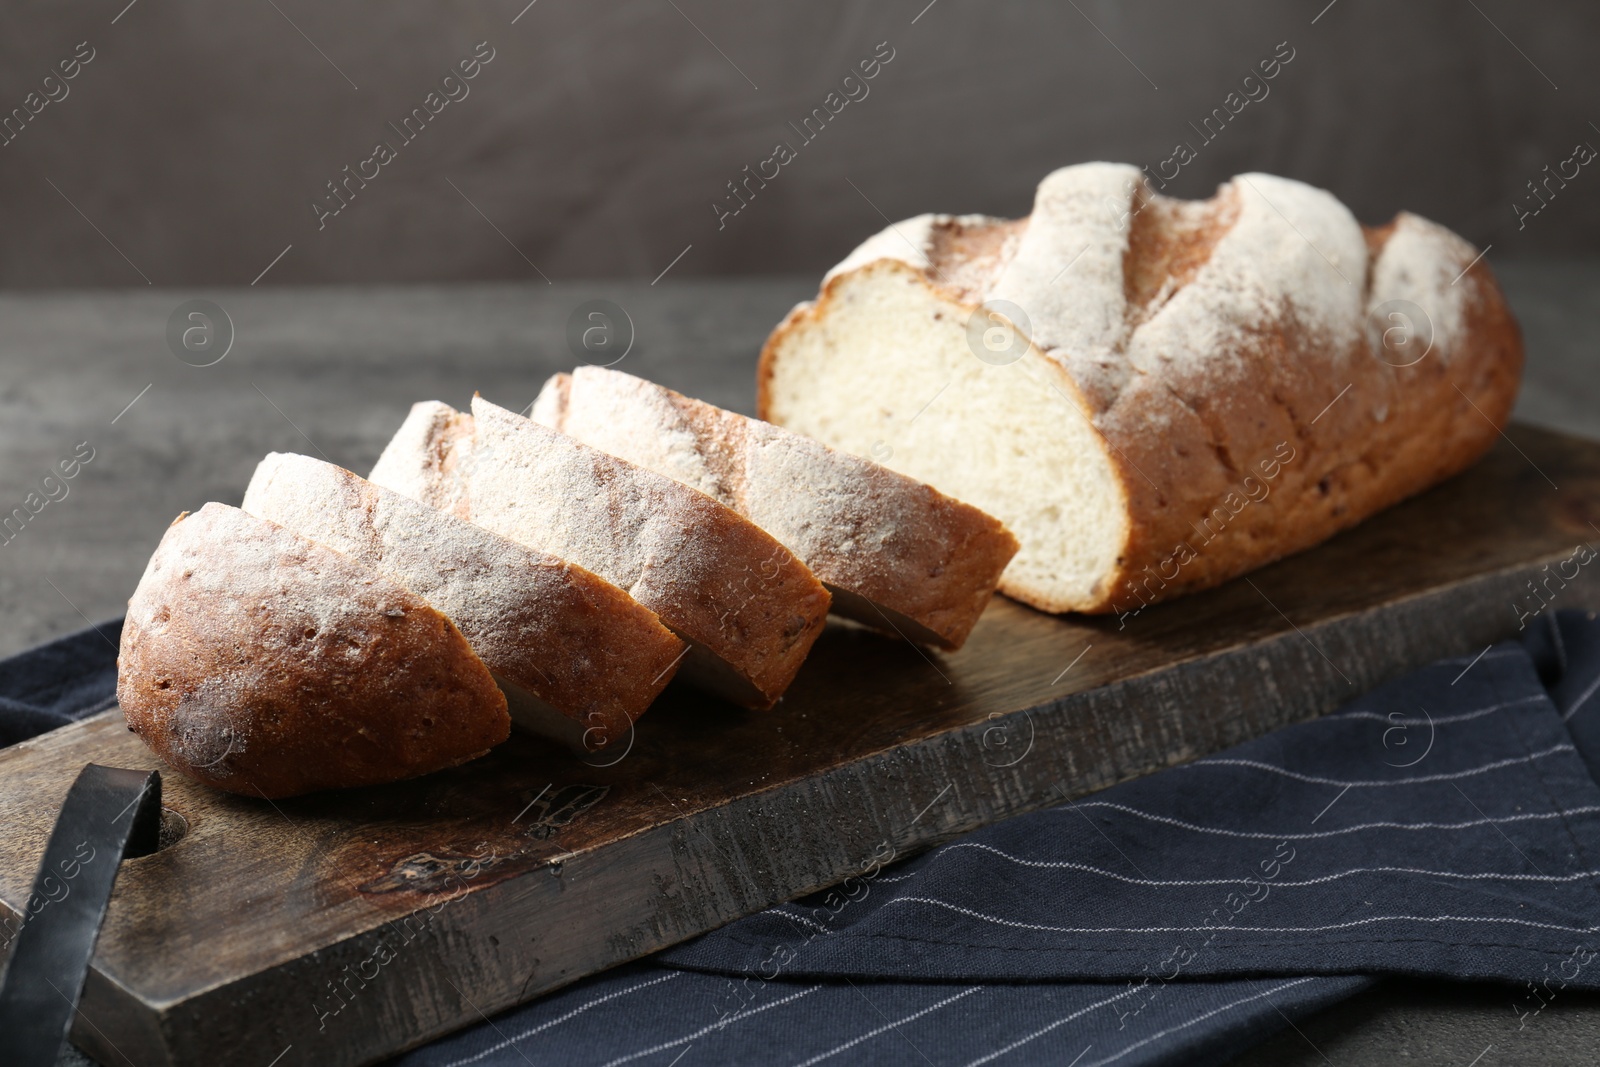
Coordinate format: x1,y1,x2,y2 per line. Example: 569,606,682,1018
880,896,1600,937
1081,978,1323,1067
959,987,1142,1067
773,908,834,934
1183,743,1573,787
438,972,685,1067
787,986,984,1067
1331,694,1543,725
597,983,825,1067
936,842,1600,888
1564,669,1600,722
1075,800,1600,840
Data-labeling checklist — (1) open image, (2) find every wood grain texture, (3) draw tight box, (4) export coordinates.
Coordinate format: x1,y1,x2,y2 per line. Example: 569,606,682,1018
0,426,1597,1066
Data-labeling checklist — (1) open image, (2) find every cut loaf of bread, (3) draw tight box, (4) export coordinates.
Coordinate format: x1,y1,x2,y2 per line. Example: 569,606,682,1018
241,452,686,752
533,366,1019,649
759,163,1523,615
117,503,510,798
370,397,832,709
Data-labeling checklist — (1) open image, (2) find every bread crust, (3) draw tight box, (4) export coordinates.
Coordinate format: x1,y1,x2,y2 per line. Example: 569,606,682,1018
242,453,686,749
467,397,832,709
759,165,1524,615
368,401,476,520
117,504,509,798
544,367,1019,649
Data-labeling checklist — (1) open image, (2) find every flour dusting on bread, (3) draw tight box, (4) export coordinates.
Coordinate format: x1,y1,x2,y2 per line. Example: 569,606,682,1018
759,162,1523,614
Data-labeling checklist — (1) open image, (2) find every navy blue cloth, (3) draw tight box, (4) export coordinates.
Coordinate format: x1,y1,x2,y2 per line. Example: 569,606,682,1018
7,612,1600,1067
663,634,1600,986
384,961,1370,1067
0,618,120,746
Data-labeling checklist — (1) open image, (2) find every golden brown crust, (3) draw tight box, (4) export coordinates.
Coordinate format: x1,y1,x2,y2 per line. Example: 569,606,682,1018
117,503,509,798
757,301,816,419
468,398,832,709
242,453,686,748
1123,187,1241,324
552,368,1019,649
925,217,1028,303
759,170,1525,617
1087,216,1521,620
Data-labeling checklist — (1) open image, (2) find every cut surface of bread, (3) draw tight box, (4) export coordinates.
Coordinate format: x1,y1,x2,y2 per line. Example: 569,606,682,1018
534,366,1019,649
464,396,831,709
242,452,686,751
759,163,1523,615
117,503,509,798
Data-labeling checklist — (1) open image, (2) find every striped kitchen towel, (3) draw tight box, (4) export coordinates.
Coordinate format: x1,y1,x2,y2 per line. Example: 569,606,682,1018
392,611,1600,1067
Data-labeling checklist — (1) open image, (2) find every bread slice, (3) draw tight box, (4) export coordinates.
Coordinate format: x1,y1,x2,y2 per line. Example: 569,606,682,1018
532,366,1019,649
460,396,832,709
117,503,509,798
241,452,686,753
759,163,1523,616
368,401,476,520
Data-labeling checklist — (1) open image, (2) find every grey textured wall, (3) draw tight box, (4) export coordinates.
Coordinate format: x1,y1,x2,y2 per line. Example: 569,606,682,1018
0,0,1594,288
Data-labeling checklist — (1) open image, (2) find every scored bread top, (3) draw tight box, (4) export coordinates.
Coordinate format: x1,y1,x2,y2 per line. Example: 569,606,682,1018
760,162,1522,614
466,396,831,709
242,452,687,744
801,164,1506,432
537,366,1018,649
117,503,509,798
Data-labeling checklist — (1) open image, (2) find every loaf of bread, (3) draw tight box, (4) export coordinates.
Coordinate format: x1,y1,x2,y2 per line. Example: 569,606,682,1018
118,503,510,798
241,452,686,751
370,397,833,709
759,163,1523,615
532,367,1018,649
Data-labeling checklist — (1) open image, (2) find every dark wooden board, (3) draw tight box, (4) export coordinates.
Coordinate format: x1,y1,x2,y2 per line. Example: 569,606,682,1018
2,424,1598,1067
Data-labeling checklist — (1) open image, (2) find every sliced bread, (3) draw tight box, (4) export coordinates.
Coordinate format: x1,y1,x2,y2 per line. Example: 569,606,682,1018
241,452,687,752
533,366,1019,649
117,503,510,798
462,396,832,709
368,400,476,520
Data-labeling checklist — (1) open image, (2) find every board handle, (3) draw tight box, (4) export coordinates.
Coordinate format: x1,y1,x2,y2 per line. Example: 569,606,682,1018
0,764,162,1067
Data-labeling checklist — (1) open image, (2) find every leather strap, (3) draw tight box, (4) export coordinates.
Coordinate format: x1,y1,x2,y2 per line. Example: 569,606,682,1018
0,764,162,1067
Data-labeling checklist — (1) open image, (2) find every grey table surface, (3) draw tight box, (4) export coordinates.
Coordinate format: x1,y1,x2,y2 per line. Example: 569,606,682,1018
2,265,1598,1066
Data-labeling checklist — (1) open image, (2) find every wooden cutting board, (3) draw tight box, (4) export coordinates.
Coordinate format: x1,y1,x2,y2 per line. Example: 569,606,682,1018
2,424,1598,1067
